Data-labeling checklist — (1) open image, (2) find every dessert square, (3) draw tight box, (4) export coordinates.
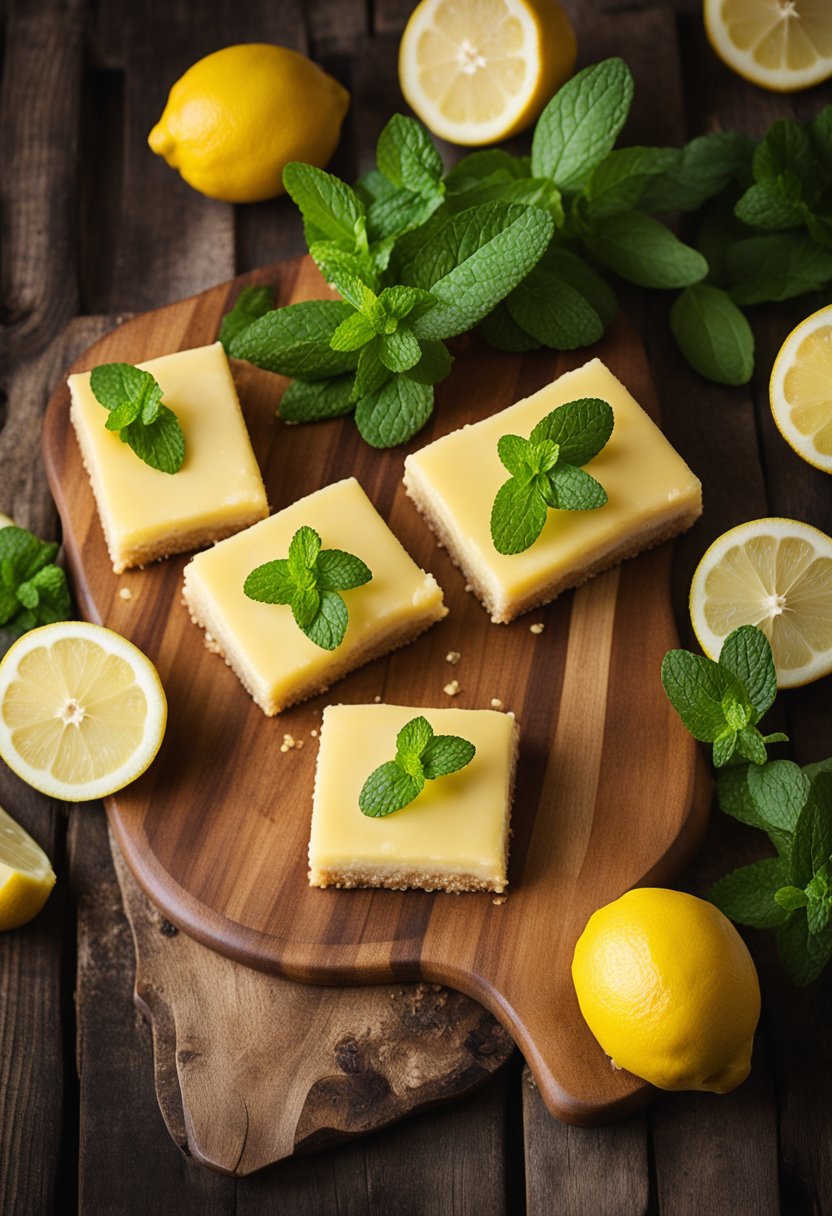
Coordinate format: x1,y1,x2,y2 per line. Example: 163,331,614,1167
68,341,268,573
308,703,518,893
403,357,702,623
182,478,447,715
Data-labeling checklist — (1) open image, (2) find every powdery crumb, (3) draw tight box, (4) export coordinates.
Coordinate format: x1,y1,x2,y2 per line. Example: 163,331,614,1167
310,729,318,738
445,650,461,665
443,679,460,696
374,695,382,703
492,896,507,906
529,622,545,635
118,587,133,601
280,733,303,754
464,584,472,593
490,698,503,709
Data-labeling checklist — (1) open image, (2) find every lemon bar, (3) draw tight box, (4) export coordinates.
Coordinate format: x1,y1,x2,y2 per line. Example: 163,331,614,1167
308,703,518,892
403,358,702,623
182,478,447,715
68,342,268,573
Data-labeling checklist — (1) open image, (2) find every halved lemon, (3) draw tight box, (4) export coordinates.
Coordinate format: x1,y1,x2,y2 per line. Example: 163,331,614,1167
0,621,167,801
704,0,832,93
770,304,832,473
398,0,576,146
0,803,56,930
690,518,832,688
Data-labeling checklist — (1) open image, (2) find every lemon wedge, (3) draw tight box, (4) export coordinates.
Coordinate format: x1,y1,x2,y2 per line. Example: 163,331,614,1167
704,0,832,93
0,621,167,801
398,0,576,146
690,518,832,688
770,304,832,474
0,803,56,931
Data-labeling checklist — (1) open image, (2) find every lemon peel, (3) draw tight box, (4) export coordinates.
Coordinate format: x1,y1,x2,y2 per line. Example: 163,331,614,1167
148,43,350,203
572,888,760,1093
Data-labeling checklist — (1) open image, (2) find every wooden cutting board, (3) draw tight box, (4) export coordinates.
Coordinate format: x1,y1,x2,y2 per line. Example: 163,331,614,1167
43,255,711,1126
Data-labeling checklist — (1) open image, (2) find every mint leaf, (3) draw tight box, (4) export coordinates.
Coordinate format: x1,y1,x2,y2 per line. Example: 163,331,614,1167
479,302,542,353
330,311,377,351
747,760,809,850
397,715,434,760
735,725,769,766
90,363,156,412
379,329,422,373
546,463,607,510
310,242,380,292
219,285,275,353
353,342,392,399
120,405,184,474
660,650,747,743
0,526,72,636
244,526,371,651
638,132,754,212
359,714,476,816
734,178,805,231
491,477,549,555
584,146,678,219
531,58,634,192
228,300,358,378
401,203,554,340
775,886,809,911
530,397,614,465
304,589,348,650
104,400,141,431
406,340,453,386
670,284,754,387
536,248,618,326
367,189,443,242
359,762,424,818
506,265,603,350
279,375,355,423
316,549,372,591
588,211,708,289
753,119,817,191
445,150,529,191
497,434,533,478
775,913,832,987
283,162,367,248
727,232,832,305
376,115,444,199
354,375,433,448
422,735,476,780
719,625,777,719
710,857,790,928
242,559,294,604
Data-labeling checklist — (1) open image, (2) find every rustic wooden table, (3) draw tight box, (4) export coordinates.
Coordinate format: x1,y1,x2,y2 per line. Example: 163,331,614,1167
2,1,831,1212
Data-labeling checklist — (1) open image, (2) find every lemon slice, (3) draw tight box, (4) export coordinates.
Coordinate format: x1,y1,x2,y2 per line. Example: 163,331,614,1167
770,304,832,473
690,518,832,688
704,0,832,93
0,804,56,930
398,0,576,146
0,621,167,801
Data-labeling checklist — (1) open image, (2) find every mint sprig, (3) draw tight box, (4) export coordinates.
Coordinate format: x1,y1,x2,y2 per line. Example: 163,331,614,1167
359,715,476,817
89,363,185,475
219,286,275,354
661,625,787,768
0,523,72,637
490,397,613,555
243,526,371,651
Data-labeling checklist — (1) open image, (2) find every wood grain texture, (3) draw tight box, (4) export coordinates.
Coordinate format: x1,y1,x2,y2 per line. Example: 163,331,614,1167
113,835,513,1174
42,254,710,1126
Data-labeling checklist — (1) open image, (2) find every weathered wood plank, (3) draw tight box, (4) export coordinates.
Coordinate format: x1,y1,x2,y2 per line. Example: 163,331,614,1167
524,1071,649,1215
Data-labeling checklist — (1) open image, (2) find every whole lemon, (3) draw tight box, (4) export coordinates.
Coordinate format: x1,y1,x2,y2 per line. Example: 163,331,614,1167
148,44,350,203
572,888,761,1094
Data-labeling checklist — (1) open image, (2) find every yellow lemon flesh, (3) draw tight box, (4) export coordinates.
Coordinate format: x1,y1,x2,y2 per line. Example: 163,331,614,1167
0,803,56,931
704,0,832,93
572,888,761,1093
0,621,167,802
689,517,832,688
770,304,832,474
148,43,350,203
399,0,576,146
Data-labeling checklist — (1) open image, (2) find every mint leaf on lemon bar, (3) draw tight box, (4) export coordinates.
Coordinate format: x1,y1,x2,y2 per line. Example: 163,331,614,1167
90,363,185,474
490,398,613,555
243,525,371,651
359,715,476,817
